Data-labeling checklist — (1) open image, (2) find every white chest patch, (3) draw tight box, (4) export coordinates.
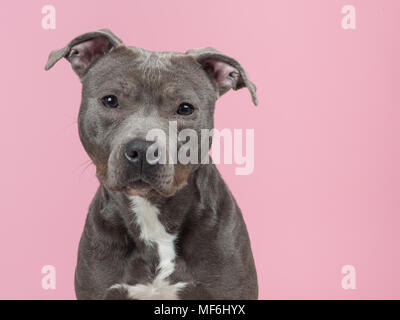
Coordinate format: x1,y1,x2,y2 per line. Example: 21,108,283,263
109,196,186,300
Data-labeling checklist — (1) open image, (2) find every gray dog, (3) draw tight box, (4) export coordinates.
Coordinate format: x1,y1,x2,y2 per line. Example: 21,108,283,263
45,29,258,300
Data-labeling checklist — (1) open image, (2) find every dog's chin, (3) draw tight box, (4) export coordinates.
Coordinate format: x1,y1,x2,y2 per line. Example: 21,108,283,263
123,180,175,198
125,187,150,197
123,180,152,197
124,180,180,198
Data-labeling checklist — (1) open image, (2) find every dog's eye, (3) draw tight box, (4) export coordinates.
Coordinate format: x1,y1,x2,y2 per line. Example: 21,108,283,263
101,95,119,108
176,103,194,116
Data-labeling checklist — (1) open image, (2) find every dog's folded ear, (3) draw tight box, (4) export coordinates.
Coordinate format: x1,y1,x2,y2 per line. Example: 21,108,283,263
186,47,258,106
45,29,124,78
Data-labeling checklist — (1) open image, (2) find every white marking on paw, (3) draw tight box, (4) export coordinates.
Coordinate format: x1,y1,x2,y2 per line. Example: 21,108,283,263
110,280,186,300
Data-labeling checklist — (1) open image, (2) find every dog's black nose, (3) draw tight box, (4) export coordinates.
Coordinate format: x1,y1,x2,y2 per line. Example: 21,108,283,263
124,140,154,166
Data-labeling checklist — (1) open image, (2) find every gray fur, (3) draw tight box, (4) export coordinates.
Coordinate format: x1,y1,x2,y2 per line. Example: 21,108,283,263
46,29,258,299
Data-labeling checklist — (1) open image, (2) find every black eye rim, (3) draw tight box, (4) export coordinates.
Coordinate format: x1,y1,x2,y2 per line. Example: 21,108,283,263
100,95,119,108
176,102,195,116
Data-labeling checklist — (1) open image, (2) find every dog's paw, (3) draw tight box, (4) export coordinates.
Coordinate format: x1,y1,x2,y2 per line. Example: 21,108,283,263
104,284,131,300
106,281,186,300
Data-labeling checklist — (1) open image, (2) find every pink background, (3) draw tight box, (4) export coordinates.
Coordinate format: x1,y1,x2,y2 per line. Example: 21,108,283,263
0,0,399,299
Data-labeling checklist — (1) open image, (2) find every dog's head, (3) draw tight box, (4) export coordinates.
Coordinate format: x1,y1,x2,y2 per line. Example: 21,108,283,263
45,29,257,197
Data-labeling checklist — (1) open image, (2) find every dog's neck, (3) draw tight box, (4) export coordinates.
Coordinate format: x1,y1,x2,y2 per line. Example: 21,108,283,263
95,164,215,243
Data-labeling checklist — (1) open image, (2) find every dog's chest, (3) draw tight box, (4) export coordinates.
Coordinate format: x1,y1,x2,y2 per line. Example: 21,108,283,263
109,196,186,299
129,196,177,270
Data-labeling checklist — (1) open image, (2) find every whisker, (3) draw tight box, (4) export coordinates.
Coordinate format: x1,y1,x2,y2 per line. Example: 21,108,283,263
79,160,95,177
